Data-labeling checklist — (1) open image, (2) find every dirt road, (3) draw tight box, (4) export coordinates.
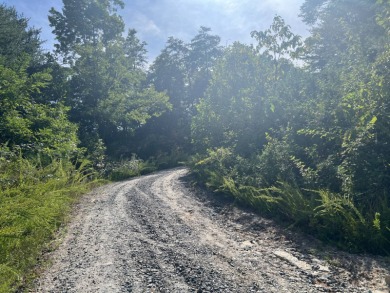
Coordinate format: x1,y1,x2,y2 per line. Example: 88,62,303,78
36,168,389,292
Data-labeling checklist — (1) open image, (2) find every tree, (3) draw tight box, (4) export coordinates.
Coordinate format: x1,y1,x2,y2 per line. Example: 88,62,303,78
0,5,79,159
300,0,386,73
296,0,390,197
149,37,189,109
124,29,147,69
136,37,190,157
187,27,222,109
141,29,222,158
192,43,268,155
49,0,170,158
190,1,390,253
0,4,42,68
49,0,125,62
251,15,302,83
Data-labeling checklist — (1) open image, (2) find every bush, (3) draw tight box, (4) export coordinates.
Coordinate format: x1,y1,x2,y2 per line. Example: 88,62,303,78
190,147,390,255
106,154,157,181
0,146,96,292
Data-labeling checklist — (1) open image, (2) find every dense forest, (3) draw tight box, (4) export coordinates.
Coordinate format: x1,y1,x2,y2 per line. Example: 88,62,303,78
0,0,389,291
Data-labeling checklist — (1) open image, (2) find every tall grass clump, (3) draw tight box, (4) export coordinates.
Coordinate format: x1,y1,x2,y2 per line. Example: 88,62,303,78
191,147,390,255
106,149,190,182
0,145,96,292
105,154,157,181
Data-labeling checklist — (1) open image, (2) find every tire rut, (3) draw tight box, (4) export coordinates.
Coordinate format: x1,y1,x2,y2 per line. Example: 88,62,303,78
35,168,390,292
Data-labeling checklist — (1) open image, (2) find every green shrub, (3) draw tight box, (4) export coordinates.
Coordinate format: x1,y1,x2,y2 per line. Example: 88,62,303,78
0,147,96,292
106,154,157,181
190,149,390,255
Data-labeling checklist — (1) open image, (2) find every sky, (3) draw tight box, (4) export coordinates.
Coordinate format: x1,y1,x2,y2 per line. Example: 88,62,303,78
3,0,309,62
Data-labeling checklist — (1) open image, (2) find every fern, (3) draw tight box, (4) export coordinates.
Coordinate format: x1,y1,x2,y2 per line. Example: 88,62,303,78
0,153,97,292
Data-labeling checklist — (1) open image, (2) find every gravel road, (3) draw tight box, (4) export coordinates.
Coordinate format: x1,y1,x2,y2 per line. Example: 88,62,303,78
35,168,390,292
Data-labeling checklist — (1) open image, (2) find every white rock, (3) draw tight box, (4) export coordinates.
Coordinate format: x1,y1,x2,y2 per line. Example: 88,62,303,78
273,250,311,271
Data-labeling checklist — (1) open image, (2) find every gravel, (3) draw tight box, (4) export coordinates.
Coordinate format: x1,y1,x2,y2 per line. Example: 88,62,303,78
35,168,390,292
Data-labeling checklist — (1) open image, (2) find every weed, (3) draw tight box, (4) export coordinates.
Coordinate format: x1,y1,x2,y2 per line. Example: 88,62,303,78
0,149,96,292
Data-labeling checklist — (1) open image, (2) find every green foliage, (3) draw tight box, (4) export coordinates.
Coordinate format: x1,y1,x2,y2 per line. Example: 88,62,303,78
0,147,97,292
142,28,223,159
1,3,390,292
191,1,390,254
106,154,157,181
0,65,79,160
192,148,390,254
314,191,365,240
0,4,41,69
191,43,269,154
256,133,298,186
0,6,99,291
50,0,171,159
187,27,223,106
0,22,79,162
251,15,302,61
151,149,189,170
124,29,148,69
49,0,125,62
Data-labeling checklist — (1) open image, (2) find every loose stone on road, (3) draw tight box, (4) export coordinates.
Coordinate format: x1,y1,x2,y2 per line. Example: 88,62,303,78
36,168,390,292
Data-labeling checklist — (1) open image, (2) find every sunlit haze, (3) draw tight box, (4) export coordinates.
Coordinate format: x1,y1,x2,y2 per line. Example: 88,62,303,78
3,0,308,61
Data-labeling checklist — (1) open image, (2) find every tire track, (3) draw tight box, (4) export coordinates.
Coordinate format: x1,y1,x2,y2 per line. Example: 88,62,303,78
36,168,390,292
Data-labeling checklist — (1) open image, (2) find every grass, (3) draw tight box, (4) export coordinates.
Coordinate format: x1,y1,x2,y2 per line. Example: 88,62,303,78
106,150,189,182
190,150,390,256
106,154,157,181
0,147,190,292
0,155,98,293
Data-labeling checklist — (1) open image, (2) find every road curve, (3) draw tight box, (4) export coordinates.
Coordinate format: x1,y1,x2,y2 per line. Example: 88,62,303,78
36,168,389,292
